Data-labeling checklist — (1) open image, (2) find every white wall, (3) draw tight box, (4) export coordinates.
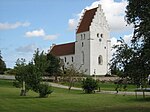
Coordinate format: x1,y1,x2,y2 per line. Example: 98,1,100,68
89,5,111,75
59,54,75,67
75,31,91,75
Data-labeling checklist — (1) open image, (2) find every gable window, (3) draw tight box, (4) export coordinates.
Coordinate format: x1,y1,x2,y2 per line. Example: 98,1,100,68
72,57,74,62
98,55,103,65
64,57,66,62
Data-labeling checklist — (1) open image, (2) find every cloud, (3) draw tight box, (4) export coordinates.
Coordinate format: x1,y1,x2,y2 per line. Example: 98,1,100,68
25,29,58,40
16,44,36,53
0,22,30,30
68,0,132,32
44,34,58,40
68,19,77,31
25,29,45,37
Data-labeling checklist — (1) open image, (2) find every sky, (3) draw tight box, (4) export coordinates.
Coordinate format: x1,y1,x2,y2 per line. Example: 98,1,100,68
0,0,133,68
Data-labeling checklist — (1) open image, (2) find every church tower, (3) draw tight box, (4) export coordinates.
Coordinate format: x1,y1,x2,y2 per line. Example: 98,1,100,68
75,5,111,75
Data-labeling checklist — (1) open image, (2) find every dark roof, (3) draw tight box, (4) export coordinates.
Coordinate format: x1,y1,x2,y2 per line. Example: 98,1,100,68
76,7,98,34
50,42,75,56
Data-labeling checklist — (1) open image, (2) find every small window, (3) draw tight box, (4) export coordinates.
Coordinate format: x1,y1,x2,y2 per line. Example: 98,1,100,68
100,34,103,38
104,46,106,49
97,33,99,38
82,42,84,47
84,34,85,39
81,34,83,40
72,57,73,62
98,55,103,65
64,57,66,62
82,51,84,65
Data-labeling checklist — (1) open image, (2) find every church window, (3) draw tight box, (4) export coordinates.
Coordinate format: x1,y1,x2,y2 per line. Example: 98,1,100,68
72,57,74,62
82,42,84,47
98,55,103,65
64,57,66,62
84,34,85,39
81,34,83,40
100,33,103,38
97,33,99,38
82,51,84,65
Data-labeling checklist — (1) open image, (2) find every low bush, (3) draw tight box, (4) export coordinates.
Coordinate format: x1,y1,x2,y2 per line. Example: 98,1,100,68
38,84,53,98
82,77,98,94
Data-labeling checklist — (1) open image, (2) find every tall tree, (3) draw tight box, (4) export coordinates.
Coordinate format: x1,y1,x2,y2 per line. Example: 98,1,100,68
0,50,6,74
46,53,62,82
126,0,150,83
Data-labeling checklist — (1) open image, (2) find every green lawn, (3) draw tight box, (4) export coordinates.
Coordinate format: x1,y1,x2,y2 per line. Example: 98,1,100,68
59,81,137,91
0,79,150,112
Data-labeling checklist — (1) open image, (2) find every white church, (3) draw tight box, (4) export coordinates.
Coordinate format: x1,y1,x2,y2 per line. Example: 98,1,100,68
49,5,111,76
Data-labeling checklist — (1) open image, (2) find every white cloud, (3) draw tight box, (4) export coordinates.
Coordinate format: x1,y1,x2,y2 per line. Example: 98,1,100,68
44,34,58,40
0,22,30,30
68,0,132,32
16,44,36,53
25,29,45,37
25,29,59,41
68,19,77,31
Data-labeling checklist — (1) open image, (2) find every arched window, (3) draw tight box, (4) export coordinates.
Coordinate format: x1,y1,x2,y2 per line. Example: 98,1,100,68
64,57,66,62
72,56,73,62
82,42,84,47
82,51,84,65
98,55,103,65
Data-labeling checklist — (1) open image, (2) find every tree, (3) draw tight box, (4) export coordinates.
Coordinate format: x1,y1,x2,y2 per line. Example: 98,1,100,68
125,0,150,87
14,49,52,97
110,38,134,78
126,0,150,76
46,53,62,82
0,50,6,74
13,58,31,96
30,49,50,92
63,64,85,91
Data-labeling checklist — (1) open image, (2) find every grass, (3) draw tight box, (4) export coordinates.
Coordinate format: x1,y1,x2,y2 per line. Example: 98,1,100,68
59,81,137,91
0,79,150,112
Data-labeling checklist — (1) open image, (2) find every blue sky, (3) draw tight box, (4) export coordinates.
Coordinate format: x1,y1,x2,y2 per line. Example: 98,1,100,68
0,0,133,68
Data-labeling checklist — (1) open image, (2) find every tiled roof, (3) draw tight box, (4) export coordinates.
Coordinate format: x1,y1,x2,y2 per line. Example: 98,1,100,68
50,42,75,56
76,7,98,34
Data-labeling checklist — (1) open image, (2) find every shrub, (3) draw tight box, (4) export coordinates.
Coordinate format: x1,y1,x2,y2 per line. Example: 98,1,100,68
38,84,53,98
82,77,98,94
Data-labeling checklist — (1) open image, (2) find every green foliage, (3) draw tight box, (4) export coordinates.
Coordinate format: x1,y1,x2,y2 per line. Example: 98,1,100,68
82,77,98,94
0,50,6,74
13,49,51,97
46,53,62,81
38,83,53,98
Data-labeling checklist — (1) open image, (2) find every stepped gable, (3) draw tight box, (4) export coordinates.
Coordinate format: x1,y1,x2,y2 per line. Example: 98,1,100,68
50,42,75,56
76,7,98,34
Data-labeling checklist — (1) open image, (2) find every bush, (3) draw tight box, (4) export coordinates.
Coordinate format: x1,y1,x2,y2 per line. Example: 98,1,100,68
38,84,53,98
82,77,98,94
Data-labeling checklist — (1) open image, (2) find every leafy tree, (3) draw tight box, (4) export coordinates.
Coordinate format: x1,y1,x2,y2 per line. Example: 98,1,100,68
63,64,85,91
0,50,6,74
13,58,31,96
110,38,134,78
14,49,52,97
82,77,98,94
125,0,150,87
30,49,50,92
46,53,62,82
